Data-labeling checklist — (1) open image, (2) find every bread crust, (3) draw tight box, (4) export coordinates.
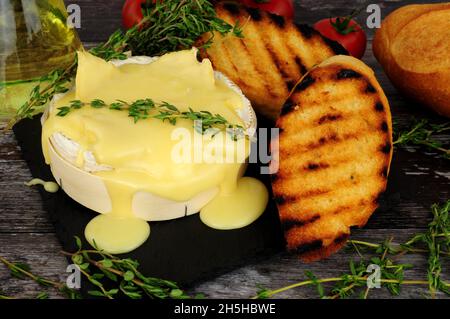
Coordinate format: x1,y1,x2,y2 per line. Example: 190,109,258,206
272,55,393,262
373,3,450,118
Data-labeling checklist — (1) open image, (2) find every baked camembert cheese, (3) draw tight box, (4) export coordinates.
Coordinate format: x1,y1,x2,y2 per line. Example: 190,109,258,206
41,49,268,254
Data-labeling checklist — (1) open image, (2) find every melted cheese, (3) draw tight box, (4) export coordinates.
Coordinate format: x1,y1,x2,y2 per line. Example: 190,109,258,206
85,215,150,254
200,177,268,230
25,178,59,193
41,49,267,253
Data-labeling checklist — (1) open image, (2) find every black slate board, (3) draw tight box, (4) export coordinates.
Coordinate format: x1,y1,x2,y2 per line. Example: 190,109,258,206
13,116,284,289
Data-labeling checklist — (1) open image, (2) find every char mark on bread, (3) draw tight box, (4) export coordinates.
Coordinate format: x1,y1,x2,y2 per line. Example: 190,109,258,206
291,240,323,254
337,69,362,79
269,13,285,27
280,99,296,116
245,7,262,21
365,82,377,94
282,215,321,232
295,24,314,39
295,75,316,92
222,2,241,15
375,102,384,112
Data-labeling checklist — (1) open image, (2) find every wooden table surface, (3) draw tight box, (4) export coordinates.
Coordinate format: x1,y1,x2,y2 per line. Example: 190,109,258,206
1,0,449,299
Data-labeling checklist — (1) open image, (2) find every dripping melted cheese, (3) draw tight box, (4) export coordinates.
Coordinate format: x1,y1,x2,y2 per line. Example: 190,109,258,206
41,49,268,254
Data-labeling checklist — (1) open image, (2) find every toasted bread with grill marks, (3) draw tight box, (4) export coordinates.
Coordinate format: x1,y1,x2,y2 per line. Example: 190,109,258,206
196,1,347,120
271,55,393,262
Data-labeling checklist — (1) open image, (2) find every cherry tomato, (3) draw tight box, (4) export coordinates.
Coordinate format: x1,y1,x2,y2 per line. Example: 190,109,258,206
241,0,294,19
314,16,367,59
122,0,147,30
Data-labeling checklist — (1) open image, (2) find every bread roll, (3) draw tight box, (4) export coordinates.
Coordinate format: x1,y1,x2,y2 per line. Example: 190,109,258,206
373,3,450,118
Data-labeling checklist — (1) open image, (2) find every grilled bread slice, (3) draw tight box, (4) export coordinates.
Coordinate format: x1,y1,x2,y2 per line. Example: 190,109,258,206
272,55,393,262
196,1,347,120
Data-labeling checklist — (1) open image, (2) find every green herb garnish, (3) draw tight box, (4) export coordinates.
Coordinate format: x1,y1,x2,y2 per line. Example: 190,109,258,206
0,237,190,299
394,118,450,159
6,62,77,130
254,247,421,299
6,0,242,129
254,200,450,299
402,200,450,297
0,256,81,299
57,99,246,139
59,238,191,299
117,0,242,57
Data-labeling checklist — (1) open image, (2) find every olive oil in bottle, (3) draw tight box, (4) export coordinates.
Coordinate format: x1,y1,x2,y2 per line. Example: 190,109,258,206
0,0,81,120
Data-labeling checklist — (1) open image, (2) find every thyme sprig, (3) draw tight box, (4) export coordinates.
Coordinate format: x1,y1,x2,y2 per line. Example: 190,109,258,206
0,238,192,299
7,0,242,128
255,244,422,299
255,200,450,299
90,0,242,60
394,119,450,159
126,0,242,56
0,256,81,299
57,99,246,138
5,62,77,130
403,201,450,297
60,237,192,299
